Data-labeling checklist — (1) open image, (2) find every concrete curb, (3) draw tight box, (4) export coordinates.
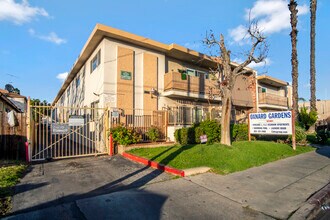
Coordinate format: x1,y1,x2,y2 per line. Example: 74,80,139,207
122,152,185,177
290,183,330,219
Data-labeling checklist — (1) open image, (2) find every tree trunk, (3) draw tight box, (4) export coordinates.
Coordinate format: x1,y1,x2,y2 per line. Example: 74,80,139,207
310,0,317,111
289,0,299,122
220,90,232,146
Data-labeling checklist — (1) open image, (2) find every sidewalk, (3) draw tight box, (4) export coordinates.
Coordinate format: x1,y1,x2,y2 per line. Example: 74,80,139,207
4,147,330,219
187,146,330,219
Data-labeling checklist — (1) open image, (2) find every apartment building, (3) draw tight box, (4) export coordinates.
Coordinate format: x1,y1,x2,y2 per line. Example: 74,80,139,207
256,75,292,112
53,24,257,141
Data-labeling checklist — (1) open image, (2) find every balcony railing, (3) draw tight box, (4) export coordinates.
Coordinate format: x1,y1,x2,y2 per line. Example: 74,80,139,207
164,71,217,97
258,93,288,107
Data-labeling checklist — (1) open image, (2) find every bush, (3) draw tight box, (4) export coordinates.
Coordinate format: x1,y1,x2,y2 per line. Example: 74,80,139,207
295,125,307,142
231,124,248,141
288,125,307,143
146,126,160,142
307,133,318,144
110,125,141,146
174,128,181,144
316,129,330,144
180,128,189,146
299,107,317,130
194,126,203,144
197,120,221,144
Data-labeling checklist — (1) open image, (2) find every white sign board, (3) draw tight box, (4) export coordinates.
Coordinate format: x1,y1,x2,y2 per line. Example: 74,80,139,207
200,135,207,143
69,115,84,126
249,111,293,135
52,123,69,134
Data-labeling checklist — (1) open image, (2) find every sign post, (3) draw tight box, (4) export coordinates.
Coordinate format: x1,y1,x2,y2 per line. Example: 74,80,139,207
291,110,296,150
248,111,296,150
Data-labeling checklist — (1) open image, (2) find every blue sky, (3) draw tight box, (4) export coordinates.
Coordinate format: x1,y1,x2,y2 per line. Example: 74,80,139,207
0,0,329,102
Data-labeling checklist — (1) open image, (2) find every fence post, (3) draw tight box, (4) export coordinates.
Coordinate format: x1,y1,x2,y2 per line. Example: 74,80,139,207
26,97,31,162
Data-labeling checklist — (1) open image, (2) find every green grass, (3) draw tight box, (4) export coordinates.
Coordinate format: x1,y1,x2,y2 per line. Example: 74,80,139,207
0,161,27,216
128,141,314,175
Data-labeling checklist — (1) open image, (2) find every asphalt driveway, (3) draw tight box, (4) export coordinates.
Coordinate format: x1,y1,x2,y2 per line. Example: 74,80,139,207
11,155,172,214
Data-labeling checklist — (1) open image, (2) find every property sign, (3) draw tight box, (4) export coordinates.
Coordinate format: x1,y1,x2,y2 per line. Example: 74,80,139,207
69,115,84,126
200,135,207,143
52,123,69,134
249,111,293,135
120,71,132,80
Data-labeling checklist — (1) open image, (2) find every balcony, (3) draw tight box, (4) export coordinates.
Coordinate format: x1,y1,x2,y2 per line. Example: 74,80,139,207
164,71,219,100
258,93,288,107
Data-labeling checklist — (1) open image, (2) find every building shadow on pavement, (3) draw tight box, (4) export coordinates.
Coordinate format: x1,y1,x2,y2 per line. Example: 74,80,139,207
8,145,190,218
315,146,330,158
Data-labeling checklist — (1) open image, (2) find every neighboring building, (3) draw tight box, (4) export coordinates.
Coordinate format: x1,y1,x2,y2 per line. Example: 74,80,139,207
299,100,330,120
256,75,292,112
0,91,22,113
0,89,27,113
53,24,257,140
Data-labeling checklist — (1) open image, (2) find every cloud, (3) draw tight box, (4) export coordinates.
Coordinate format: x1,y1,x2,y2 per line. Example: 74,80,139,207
0,0,48,24
56,72,68,82
303,83,311,88
184,42,201,50
29,28,67,45
233,57,272,69
229,0,309,43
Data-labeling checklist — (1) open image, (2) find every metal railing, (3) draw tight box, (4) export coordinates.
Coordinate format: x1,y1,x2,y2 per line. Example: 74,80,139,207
258,93,288,107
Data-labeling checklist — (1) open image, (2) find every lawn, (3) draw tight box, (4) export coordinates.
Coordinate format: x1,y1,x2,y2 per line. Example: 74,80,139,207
128,141,314,175
0,161,27,216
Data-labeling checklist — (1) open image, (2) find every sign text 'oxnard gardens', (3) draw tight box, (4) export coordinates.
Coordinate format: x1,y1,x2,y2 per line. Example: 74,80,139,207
249,111,293,135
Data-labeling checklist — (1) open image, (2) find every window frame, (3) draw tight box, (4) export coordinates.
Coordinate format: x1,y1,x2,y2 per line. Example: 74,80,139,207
90,50,101,73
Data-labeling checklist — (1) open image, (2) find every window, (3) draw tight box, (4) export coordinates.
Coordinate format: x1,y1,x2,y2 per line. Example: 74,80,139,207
91,101,99,120
67,85,70,98
90,50,101,73
76,76,80,88
186,68,196,77
261,87,267,93
81,66,85,78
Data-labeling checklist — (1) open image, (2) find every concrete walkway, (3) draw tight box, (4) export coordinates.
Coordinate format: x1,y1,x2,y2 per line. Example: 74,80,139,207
4,147,330,219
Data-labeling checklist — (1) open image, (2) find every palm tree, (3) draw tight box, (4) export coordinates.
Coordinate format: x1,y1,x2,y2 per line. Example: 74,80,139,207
289,0,299,122
310,0,317,111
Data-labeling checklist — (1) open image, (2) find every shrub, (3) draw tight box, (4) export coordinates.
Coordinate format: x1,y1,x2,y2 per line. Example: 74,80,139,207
198,120,221,144
306,133,318,144
110,125,141,146
174,128,181,144
194,126,203,144
187,126,196,144
146,126,160,142
180,128,189,146
288,125,307,143
316,129,330,144
299,107,318,130
231,124,248,141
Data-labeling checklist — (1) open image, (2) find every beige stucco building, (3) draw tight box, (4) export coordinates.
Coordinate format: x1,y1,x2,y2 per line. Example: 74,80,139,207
256,75,292,112
53,24,258,141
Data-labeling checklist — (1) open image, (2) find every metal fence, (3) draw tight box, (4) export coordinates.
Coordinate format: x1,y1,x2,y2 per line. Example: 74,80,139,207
108,108,167,142
29,105,108,161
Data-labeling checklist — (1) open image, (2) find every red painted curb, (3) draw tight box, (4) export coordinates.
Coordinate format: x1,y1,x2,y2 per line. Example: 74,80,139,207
122,152,185,177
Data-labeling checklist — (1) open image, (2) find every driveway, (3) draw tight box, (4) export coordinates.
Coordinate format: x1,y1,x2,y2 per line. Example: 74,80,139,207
6,147,330,219
11,155,172,214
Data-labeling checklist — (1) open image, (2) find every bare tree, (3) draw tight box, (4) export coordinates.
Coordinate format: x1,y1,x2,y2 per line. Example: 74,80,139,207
289,0,299,122
204,24,267,146
310,0,317,111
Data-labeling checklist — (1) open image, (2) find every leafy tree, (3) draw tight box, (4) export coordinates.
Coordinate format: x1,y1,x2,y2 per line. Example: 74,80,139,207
299,106,317,130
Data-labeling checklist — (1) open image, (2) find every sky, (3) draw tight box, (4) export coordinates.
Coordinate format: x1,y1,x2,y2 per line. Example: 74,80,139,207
0,0,329,102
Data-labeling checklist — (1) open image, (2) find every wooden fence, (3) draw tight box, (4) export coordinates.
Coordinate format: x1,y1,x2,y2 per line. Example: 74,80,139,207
0,111,27,160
